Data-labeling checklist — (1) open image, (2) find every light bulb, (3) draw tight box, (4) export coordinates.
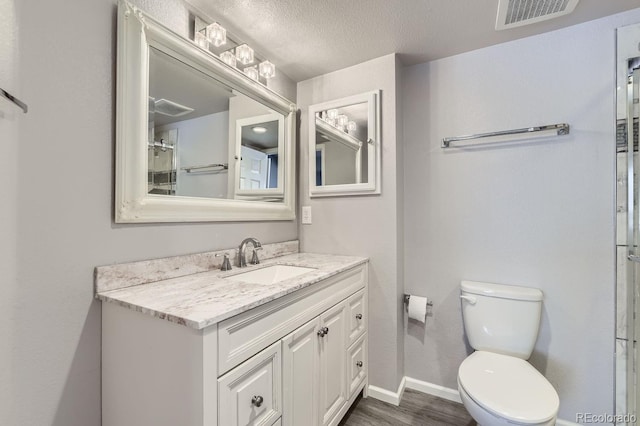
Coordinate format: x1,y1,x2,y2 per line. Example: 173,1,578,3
220,50,236,67
337,115,349,127
327,109,339,119
235,44,254,65
244,66,259,81
259,60,276,79
206,22,226,47
347,121,357,132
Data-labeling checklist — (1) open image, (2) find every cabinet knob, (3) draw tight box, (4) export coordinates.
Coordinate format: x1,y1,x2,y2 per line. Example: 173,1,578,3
251,395,264,407
355,313,363,320
317,327,329,337
356,361,363,368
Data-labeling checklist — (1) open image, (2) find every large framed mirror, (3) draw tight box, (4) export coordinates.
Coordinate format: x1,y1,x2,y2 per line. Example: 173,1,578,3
308,91,380,197
116,1,296,222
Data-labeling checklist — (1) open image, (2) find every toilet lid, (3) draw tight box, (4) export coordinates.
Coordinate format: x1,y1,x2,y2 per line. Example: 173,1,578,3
458,351,559,424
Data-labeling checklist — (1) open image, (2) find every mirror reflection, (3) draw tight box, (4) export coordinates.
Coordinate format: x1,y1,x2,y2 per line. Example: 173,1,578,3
147,47,284,201
314,102,368,186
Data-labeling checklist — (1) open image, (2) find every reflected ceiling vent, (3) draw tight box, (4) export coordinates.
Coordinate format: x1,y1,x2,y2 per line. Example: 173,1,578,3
496,0,580,30
154,98,194,117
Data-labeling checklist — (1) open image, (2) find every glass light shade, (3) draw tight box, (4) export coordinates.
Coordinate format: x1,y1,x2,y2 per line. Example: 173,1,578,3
327,109,339,119
326,117,337,127
206,22,226,47
235,44,254,65
220,50,236,67
244,66,259,81
195,31,209,50
347,121,357,131
259,60,276,79
337,114,349,127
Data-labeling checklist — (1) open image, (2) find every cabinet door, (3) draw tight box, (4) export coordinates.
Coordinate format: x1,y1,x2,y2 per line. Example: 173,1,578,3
282,318,320,426
218,341,282,426
319,302,348,426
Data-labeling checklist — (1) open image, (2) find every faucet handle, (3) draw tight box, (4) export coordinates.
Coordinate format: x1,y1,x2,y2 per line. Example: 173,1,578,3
250,247,263,265
215,253,232,271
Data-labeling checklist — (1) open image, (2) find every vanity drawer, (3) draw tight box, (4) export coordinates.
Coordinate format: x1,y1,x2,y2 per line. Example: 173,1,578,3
347,333,367,396
347,289,366,346
218,264,366,374
218,341,282,426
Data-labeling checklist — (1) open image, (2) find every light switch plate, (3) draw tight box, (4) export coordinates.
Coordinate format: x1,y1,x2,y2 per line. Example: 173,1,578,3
301,206,312,224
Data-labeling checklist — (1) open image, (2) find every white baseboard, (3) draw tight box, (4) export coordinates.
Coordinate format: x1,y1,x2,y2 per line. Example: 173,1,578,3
555,420,579,426
367,376,406,406
369,376,579,426
404,377,462,403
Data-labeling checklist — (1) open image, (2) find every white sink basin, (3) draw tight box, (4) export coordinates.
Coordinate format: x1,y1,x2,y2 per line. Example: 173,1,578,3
225,265,316,285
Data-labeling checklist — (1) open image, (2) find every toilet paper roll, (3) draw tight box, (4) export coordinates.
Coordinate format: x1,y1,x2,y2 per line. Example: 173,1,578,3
408,295,428,323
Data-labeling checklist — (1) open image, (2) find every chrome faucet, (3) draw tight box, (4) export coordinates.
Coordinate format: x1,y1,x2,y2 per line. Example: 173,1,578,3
238,237,263,267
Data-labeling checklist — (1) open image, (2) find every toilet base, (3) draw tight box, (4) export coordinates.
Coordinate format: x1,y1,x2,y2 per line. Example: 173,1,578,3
458,377,556,426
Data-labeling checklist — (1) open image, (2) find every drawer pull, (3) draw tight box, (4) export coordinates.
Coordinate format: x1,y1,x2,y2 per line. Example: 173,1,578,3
251,395,264,408
356,361,363,368
317,327,329,337
355,313,363,320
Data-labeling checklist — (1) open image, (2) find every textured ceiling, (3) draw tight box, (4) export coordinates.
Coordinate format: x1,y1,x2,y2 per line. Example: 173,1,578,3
185,0,640,82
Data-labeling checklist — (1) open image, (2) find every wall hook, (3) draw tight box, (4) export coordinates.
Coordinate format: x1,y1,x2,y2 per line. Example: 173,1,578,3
1,88,28,114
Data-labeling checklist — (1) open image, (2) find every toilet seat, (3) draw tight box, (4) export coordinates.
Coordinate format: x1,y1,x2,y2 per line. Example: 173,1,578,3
458,351,559,424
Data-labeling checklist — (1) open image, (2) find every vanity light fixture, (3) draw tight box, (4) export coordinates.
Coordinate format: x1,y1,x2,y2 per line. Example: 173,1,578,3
327,109,339,120
194,31,209,50
252,126,267,134
220,50,237,67
205,22,227,47
259,60,276,79
235,44,254,65
244,65,259,81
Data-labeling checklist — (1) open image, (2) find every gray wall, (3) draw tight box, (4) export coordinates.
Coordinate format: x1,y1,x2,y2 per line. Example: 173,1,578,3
297,54,405,392
3,0,297,425
0,0,18,421
402,9,640,419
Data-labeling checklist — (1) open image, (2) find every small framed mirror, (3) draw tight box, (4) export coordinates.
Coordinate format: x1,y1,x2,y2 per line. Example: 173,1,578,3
308,91,380,197
116,1,296,222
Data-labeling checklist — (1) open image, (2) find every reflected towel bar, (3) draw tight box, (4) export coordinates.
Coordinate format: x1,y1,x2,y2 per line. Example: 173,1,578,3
1,88,28,114
442,123,570,148
182,163,229,173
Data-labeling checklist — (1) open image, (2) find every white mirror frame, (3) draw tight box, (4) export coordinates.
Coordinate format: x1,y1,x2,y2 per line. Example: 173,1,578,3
115,0,297,222
308,91,381,197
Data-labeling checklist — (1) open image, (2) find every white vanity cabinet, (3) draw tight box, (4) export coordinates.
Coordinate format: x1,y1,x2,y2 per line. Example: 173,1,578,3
101,261,368,426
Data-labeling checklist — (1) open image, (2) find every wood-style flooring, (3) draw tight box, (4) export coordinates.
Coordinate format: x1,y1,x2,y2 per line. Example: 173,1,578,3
339,389,477,426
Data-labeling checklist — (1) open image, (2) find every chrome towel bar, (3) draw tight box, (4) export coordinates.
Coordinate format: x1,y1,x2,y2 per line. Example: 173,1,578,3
181,163,229,173
0,88,28,114
442,123,570,148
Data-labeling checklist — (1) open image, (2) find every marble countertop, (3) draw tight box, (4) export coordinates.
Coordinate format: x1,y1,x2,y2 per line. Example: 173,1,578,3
96,252,368,330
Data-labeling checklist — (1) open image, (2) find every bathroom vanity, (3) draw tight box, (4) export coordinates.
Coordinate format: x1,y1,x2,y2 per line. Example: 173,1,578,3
96,243,368,426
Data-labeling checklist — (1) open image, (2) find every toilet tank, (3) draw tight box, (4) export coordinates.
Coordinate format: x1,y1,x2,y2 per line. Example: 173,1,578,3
460,281,543,359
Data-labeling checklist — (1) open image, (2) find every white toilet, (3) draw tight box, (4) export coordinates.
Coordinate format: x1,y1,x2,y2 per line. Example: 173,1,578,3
458,280,559,426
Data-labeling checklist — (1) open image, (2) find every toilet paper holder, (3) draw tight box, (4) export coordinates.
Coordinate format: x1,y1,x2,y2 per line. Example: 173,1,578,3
403,294,433,307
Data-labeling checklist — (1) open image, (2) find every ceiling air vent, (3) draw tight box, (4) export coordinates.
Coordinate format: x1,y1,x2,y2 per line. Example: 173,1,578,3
495,0,580,30
154,98,194,117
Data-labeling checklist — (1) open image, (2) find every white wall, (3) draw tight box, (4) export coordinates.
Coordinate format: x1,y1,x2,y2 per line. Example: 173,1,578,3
298,54,405,392
7,0,297,425
403,8,640,419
